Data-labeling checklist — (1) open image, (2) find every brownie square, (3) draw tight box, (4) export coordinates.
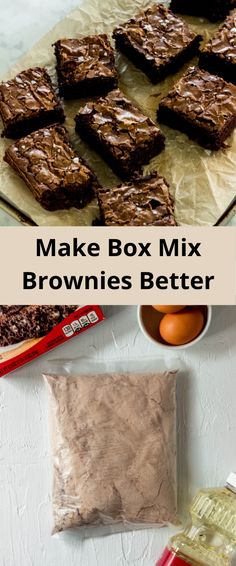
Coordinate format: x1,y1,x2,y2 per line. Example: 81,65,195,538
170,0,236,22
113,4,202,84
4,124,96,211
0,67,64,139
199,10,236,85
75,89,165,180
54,34,118,98
97,173,176,226
158,66,236,150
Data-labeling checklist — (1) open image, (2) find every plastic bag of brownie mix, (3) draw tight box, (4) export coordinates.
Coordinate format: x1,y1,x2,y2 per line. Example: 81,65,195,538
43,356,182,538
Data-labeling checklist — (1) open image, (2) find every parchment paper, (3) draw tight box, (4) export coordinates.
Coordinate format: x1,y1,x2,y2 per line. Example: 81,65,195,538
0,0,235,226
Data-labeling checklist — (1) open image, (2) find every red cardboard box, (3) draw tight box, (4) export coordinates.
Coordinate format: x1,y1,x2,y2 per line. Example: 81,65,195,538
0,305,104,377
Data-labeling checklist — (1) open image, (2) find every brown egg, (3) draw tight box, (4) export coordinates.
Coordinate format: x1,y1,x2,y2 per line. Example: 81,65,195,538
159,308,205,346
152,305,185,314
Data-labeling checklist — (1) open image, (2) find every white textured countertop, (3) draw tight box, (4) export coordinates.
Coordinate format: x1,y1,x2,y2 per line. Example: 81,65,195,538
0,305,236,566
0,0,81,75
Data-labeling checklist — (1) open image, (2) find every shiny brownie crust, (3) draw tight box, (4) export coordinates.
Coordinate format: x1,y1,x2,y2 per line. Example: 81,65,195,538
75,89,165,180
97,173,177,226
0,67,64,139
54,35,118,98
4,124,96,211
113,4,202,84
158,66,236,150
199,10,236,85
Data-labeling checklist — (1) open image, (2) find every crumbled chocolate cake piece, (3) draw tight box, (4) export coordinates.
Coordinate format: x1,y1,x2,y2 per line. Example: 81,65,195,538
0,306,77,347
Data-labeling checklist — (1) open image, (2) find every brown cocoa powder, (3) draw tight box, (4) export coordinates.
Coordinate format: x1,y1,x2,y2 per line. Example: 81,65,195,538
44,371,178,533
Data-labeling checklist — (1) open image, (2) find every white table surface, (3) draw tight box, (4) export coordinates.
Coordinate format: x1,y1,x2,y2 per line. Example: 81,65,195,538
0,304,236,566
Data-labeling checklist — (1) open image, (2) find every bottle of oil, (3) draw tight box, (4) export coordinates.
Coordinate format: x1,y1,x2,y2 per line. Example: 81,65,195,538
156,473,236,566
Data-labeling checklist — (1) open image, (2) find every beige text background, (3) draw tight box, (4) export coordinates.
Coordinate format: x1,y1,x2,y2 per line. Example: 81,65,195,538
0,227,235,304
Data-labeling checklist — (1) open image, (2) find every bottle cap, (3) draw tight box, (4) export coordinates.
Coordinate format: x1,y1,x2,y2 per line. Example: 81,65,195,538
226,472,236,494
156,548,192,565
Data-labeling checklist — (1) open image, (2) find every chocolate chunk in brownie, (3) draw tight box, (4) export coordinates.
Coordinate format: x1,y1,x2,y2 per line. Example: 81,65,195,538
0,306,77,347
199,10,236,85
0,67,65,139
54,34,118,98
97,173,176,226
75,89,165,180
170,0,236,22
158,66,236,150
4,124,97,211
113,4,202,84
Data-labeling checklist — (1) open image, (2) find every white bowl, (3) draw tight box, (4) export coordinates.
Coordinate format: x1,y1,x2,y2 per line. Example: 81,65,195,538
137,305,212,350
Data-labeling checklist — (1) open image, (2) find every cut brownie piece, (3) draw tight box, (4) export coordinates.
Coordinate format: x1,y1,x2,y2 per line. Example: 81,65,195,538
0,306,77,347
158,66,236,150
0,67,64,139
4,124,96,211
54,34,118,98
170,0,236,22
75,89,165,180
199,10,236,85
113,4,202,84
97,173,176,226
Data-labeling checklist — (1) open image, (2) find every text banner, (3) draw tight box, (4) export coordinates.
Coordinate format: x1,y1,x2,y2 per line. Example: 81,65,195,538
0,227,235,305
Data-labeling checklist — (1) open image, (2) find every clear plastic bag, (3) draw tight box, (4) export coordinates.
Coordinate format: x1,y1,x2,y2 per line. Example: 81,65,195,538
43,357,179,537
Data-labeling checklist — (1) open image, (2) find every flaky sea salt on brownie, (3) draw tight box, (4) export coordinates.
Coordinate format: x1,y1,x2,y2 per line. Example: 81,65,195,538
97,173,176,226
170,0,236,22
158,66,236,150
75,89,165,180
4,124,96,211
113,4,202,84
199,10,236,85
54,35,118,98
0,67,64,139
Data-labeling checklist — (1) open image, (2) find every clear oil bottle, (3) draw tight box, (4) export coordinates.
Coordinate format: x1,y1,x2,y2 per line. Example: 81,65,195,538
156,473,236,566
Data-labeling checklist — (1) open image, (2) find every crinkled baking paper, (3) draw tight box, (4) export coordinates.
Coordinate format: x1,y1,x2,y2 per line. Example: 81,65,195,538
0,0,235,225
